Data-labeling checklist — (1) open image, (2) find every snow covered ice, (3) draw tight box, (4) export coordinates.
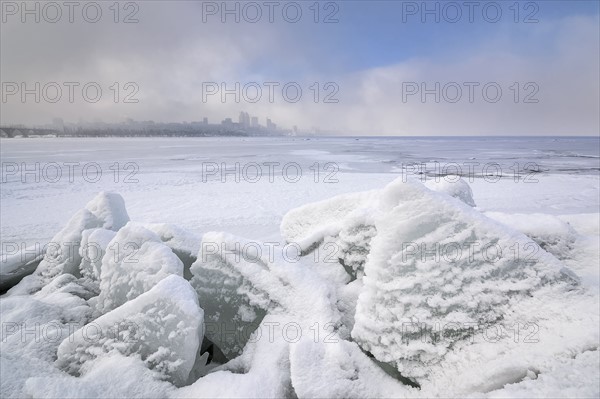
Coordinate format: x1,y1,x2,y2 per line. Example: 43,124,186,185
349,178,579,380
56,274,203,387
1,137,599,398
95,222,184,314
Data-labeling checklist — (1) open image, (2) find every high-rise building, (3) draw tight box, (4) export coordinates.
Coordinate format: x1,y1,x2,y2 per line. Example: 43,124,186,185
251,117,259,128
239,111,250,128
203,117,208,125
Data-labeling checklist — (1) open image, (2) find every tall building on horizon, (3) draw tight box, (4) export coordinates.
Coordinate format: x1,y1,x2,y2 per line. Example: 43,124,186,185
239,111,250,128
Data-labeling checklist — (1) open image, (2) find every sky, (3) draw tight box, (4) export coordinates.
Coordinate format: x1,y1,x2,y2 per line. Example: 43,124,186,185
1,0,599,135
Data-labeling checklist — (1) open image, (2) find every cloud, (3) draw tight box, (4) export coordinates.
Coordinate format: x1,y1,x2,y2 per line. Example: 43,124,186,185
257,14,600,135
1,3,598,136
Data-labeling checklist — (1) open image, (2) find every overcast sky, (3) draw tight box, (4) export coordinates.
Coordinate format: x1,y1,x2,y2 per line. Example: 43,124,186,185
1,0,599,135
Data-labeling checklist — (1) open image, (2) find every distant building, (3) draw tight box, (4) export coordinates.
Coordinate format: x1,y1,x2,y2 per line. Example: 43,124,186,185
251,116,259,128
239,111,250,128
203,117,208,125
222,118,233,126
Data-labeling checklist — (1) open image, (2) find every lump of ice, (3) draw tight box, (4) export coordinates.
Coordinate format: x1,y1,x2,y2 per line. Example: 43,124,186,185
425,176,476,207
280,191,380,280
190,231,342,359
189,232,278,359
278,177,476,280
56,275,203,387
95,222,183,314
279,176,588,387
84,191,130,231
11,192,129,295
351,178,579,380
141,223,201,280
281,190,379,253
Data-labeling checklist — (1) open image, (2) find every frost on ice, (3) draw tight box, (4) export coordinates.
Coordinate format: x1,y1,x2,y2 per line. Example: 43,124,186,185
352,179,579,379
56,275,203,387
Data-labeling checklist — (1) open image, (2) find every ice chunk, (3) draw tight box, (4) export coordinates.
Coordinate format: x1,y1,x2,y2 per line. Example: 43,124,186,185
425,176,476,207
141,223,201,280
190,233,275,358
279,177,475,283
280,190,379,253
351,178,579,380
84,192,130,231
281,191,380,280
190,232,341,359
56,275,203,387
12,192,129,295
96,222,183,314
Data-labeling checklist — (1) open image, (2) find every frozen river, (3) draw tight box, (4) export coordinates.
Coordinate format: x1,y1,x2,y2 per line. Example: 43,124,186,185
1,136,599,246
